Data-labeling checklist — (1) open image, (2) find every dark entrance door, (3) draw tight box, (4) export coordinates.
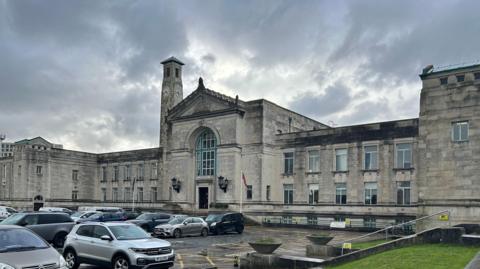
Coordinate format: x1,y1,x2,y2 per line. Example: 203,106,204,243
33,203,43,211
198,187,209,209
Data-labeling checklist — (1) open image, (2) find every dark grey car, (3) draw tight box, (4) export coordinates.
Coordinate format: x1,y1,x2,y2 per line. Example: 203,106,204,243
0,225,67,269
0,212,74,247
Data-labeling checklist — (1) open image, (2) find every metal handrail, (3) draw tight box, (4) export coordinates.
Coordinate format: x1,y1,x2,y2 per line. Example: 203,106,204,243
337,210,450,251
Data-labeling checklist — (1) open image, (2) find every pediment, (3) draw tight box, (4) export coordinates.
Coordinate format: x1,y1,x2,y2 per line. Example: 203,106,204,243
15,136,53,147
175,93,235,118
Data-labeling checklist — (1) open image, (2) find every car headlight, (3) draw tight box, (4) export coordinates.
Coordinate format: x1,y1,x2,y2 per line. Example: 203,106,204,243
211,222,216,226
129,248,145,253
58,256,67,269
0,263,15,269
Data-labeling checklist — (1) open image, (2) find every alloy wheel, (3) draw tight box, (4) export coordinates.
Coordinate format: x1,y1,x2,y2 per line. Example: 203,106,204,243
114,257,129,269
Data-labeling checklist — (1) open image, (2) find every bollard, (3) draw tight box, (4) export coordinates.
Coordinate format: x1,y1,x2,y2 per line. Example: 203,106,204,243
233,255,239,267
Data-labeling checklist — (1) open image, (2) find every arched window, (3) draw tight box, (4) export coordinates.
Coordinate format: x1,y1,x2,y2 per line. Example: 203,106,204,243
196,129,216,176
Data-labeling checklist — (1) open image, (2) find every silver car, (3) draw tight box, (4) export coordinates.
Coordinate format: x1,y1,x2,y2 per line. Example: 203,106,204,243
0,225,67,269
63,222,174,269
154,217,209,238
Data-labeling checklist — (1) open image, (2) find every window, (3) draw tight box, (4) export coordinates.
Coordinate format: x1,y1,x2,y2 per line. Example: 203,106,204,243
125,165,131,180
101,188,107,202
334,216,345,222
124,187,131,202
364,182,378,205
397,181,411,205
151,163,157,179
72,170,78,181
308,184,319,205
307,216,318,225
452,121,469,142
112,188,118,202
137,187,143,201
102,167,107,182
266,185,271,201
456,75,465,82
440,77,448,85
36,166,42,175
475,72,480,80
151,187,157,202
283,184,294,204
364,217,376,228
72,191,78,201
396,143,412,169
17,165,21,177
175,68,179,78
137,164,144,180
196,129,216,176
113,166,119,181
246,185,252,200
364,145,378,170
92,226,110,239
283,152,294,175
335,183,347,204
335,149,348,171
76,225,93,237
308,150,320,172
166,67,170,77
282,216,293,224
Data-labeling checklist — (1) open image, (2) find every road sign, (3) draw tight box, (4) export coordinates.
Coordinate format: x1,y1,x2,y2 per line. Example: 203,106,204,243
439,214,449,221
343,242,352,249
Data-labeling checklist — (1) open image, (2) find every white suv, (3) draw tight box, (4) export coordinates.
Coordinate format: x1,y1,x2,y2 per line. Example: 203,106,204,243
0,206,17,220
63,222,175,269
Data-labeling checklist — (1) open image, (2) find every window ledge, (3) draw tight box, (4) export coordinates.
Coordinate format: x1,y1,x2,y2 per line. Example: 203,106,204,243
150,178,158,181
452,140,469,143
362,169,379,173
282,173,295,177
393,168,415,172
305,171,321,175
332,170,349,174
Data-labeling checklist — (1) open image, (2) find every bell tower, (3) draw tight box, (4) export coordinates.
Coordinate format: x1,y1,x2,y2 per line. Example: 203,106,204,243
160,56,184,147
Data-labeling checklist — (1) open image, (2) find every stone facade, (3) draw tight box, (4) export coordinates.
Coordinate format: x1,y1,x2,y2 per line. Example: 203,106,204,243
0,58,478,229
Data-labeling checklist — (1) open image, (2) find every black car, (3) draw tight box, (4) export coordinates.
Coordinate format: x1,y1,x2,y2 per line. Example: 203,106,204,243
205,212,244,235
128,212,171,232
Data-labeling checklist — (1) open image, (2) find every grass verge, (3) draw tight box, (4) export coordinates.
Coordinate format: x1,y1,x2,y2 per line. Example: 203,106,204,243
328,243,480,269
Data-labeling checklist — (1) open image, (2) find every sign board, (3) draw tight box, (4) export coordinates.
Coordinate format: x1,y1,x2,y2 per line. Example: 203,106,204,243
439,214,449,221
342,242,352,249
330,221,346,228
345,218,351,226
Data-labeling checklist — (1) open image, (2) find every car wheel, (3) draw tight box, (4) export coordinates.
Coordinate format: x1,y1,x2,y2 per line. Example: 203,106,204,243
64,249,80,269
113,255,130,269
201,228,208,237
173,229,182,238
53,232,67,248
236,226,244,234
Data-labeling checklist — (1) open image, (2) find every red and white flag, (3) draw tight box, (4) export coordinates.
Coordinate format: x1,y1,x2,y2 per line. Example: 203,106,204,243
242,172,248,187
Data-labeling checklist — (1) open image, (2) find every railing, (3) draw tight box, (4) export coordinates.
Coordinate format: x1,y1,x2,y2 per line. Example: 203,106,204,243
262,216,407,230
336,210,451,254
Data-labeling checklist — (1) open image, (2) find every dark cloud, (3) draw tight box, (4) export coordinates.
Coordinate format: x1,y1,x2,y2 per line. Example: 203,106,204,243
289,83,352,119
0,0,478,152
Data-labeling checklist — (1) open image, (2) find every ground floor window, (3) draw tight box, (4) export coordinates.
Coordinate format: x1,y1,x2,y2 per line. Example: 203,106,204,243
137,187,143,201
283,184,294,204
266,185,271,201
307,215,318,225
124,187,131,202
397,181,411,205
364,217,376,228
112,188,118,202
101,188,106,202
150,187,157,202
246,185,252,200
282,216,293,224
71,191,78,201
335,183,347,204
308,184,319,205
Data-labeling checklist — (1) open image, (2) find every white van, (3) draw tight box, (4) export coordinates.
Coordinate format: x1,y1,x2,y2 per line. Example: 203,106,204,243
38,207,73,215
0,206,17,219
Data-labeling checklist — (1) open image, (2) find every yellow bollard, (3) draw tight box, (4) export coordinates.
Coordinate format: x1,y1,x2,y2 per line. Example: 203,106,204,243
234,255,239,267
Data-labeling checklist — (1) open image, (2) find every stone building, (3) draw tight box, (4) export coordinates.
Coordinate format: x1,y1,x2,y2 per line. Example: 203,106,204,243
0,58,479,229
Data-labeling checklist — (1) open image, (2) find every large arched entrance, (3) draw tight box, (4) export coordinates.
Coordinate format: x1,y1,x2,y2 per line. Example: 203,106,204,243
195,129,217,209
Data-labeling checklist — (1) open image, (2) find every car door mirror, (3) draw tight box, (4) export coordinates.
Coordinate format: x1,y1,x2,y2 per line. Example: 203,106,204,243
100,235,112,241
183,222,188,225
19,221,28,226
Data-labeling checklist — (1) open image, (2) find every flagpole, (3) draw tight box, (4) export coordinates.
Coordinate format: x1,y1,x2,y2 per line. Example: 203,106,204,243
132,177,136,212
240,170,243,213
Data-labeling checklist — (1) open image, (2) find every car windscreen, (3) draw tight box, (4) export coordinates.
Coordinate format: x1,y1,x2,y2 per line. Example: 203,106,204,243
168,217,186,225
88,213,103,219
205,214,222,222
71,212,83,217
109,225,150,240
0,228,49,253
136,213,153,220
0,213,25,225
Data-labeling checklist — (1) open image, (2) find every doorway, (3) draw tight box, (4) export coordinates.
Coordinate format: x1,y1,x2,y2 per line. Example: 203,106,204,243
198,187,209,209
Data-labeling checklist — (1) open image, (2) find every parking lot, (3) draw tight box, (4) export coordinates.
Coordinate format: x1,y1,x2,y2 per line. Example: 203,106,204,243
77,226,366,269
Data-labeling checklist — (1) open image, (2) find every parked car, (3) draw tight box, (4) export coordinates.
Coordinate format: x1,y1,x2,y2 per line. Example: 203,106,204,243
39,207,74,215
63,222,175,269
77,206,123,213
70,211,98,222
128,213,172,233
123,209,142,220
0,225,68,269
0,212,75,247
205,212,244,235
76,211,126,223
154,216,209,238
0,206,17,220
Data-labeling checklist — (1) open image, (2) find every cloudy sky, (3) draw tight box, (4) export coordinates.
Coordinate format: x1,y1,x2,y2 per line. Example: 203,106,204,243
1,0,479,152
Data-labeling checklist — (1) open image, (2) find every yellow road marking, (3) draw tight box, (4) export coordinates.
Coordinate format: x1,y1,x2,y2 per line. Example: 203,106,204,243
177,254,184,268
205,256,215,266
